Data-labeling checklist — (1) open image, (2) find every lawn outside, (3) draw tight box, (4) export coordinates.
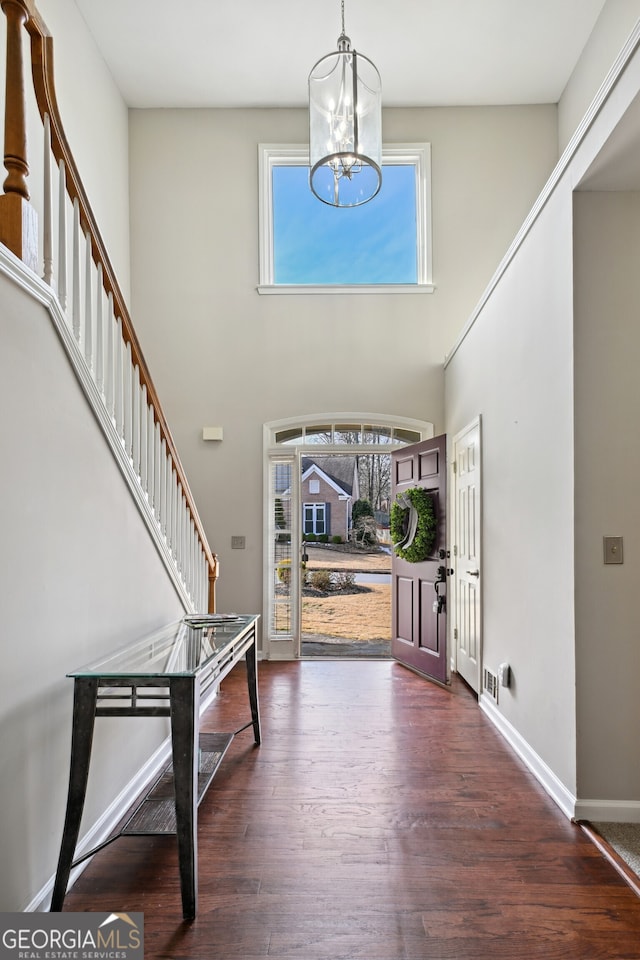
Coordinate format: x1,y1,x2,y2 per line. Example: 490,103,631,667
302,544,391,642
302,583,391,641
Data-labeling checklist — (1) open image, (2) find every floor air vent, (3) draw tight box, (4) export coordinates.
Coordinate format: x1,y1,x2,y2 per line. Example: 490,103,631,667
483,667,499,703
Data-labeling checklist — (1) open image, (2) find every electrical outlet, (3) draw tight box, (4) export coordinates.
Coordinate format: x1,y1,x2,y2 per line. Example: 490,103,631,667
231,536,246,550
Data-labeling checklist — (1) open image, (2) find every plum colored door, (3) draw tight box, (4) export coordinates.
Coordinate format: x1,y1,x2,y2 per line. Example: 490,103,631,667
391,435,448,684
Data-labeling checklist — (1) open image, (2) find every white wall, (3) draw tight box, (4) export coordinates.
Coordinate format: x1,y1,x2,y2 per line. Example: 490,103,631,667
0,272,186,911
127,104,557,619
573,190,640,802
559,0,640,152
444,191,577,792
444,15,640,807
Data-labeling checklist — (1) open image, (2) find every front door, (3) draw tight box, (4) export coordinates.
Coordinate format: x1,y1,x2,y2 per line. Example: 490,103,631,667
391,435,448,683
453,418,482,691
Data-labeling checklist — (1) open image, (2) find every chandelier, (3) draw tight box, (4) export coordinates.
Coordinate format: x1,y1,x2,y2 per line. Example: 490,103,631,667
308,0,382,207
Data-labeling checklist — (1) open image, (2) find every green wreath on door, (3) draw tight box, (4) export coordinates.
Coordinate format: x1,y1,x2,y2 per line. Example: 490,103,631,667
390,487,436,562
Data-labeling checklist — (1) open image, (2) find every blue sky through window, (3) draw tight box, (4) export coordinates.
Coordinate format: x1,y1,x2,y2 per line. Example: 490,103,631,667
272,164,418,285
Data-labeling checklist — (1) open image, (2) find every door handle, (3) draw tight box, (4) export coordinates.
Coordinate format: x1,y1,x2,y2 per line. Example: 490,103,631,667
468,569,480,577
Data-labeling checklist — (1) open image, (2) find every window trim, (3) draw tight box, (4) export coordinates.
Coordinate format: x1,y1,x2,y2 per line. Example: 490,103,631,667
258,143,434,295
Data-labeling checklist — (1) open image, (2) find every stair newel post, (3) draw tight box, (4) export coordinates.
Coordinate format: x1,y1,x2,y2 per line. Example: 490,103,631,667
208,556,219,613
0,0,38,270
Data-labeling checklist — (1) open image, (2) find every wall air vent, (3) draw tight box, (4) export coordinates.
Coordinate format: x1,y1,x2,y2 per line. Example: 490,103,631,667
483,667,499,703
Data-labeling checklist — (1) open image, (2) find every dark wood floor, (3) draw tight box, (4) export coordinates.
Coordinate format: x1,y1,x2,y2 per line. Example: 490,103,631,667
61,661,640,959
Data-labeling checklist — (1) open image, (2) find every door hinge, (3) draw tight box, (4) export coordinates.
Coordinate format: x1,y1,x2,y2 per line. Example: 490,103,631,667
454,627,458,640
452,461,457,474
453,544,458,557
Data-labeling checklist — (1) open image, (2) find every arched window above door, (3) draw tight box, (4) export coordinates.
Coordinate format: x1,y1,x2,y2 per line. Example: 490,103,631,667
266,414,433,451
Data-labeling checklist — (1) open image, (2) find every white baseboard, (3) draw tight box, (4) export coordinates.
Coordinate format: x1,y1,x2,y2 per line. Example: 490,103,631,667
29,683,220,912
480,695,640,824
573,799,640,823
479,693,577,820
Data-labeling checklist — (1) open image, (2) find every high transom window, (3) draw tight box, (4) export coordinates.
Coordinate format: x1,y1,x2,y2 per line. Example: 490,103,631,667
258,144,433,294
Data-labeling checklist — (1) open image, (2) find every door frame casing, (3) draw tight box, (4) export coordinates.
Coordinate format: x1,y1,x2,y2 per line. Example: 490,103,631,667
263,413,434,661
450,415,482,690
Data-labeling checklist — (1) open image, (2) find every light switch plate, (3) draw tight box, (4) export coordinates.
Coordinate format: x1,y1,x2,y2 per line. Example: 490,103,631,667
603,536,623,564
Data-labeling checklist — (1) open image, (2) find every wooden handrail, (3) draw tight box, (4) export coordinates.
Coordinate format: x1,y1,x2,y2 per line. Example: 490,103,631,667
1,0,219,610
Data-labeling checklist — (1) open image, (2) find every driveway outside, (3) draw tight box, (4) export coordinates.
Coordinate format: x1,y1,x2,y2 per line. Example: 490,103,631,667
304,544,391,574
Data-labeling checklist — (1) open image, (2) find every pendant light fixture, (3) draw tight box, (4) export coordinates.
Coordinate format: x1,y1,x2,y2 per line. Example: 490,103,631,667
308,0,382,207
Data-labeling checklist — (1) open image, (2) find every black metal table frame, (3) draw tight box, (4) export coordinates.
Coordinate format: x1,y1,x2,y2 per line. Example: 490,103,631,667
50,618,260,920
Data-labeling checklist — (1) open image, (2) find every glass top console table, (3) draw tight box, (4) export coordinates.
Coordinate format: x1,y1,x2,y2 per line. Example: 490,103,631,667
51,614,260,920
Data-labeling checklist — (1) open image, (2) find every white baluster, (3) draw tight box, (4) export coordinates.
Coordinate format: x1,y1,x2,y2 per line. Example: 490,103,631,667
176,483,183,572
171,470,178,558
140,384,148,491
57,160,67,310
165,451,173,549
154,423,162,521
95,265,104,396
72,199,81,342
173,489,179,565
202,547,207,611
43,114,53,287
105,293,115,419
159,437,167,534
84,233,93,370
197,545,204,611
114,317,125,439
186,516,193,597
147,405,155,510
182,496,189,587
123,340,133,457
132,365,141,478
195,534,200,601
194,526,199,604
190,520,196,601
185,519,192,601
202,547,208,611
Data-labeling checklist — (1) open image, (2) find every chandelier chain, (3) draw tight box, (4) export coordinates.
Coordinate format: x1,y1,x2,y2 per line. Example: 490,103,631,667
341,0,345,37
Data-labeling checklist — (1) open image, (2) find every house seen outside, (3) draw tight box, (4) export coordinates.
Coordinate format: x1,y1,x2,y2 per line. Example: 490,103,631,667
278,453,393,657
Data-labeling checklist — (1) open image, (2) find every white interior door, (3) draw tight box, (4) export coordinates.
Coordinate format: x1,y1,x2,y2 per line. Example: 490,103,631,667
453,418,482,691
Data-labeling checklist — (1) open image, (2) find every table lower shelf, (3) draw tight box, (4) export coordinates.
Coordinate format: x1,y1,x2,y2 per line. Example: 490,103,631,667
121,732,233,836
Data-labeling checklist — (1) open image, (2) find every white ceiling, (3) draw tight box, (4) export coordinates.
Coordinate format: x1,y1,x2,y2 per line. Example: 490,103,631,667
73,0,608,109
